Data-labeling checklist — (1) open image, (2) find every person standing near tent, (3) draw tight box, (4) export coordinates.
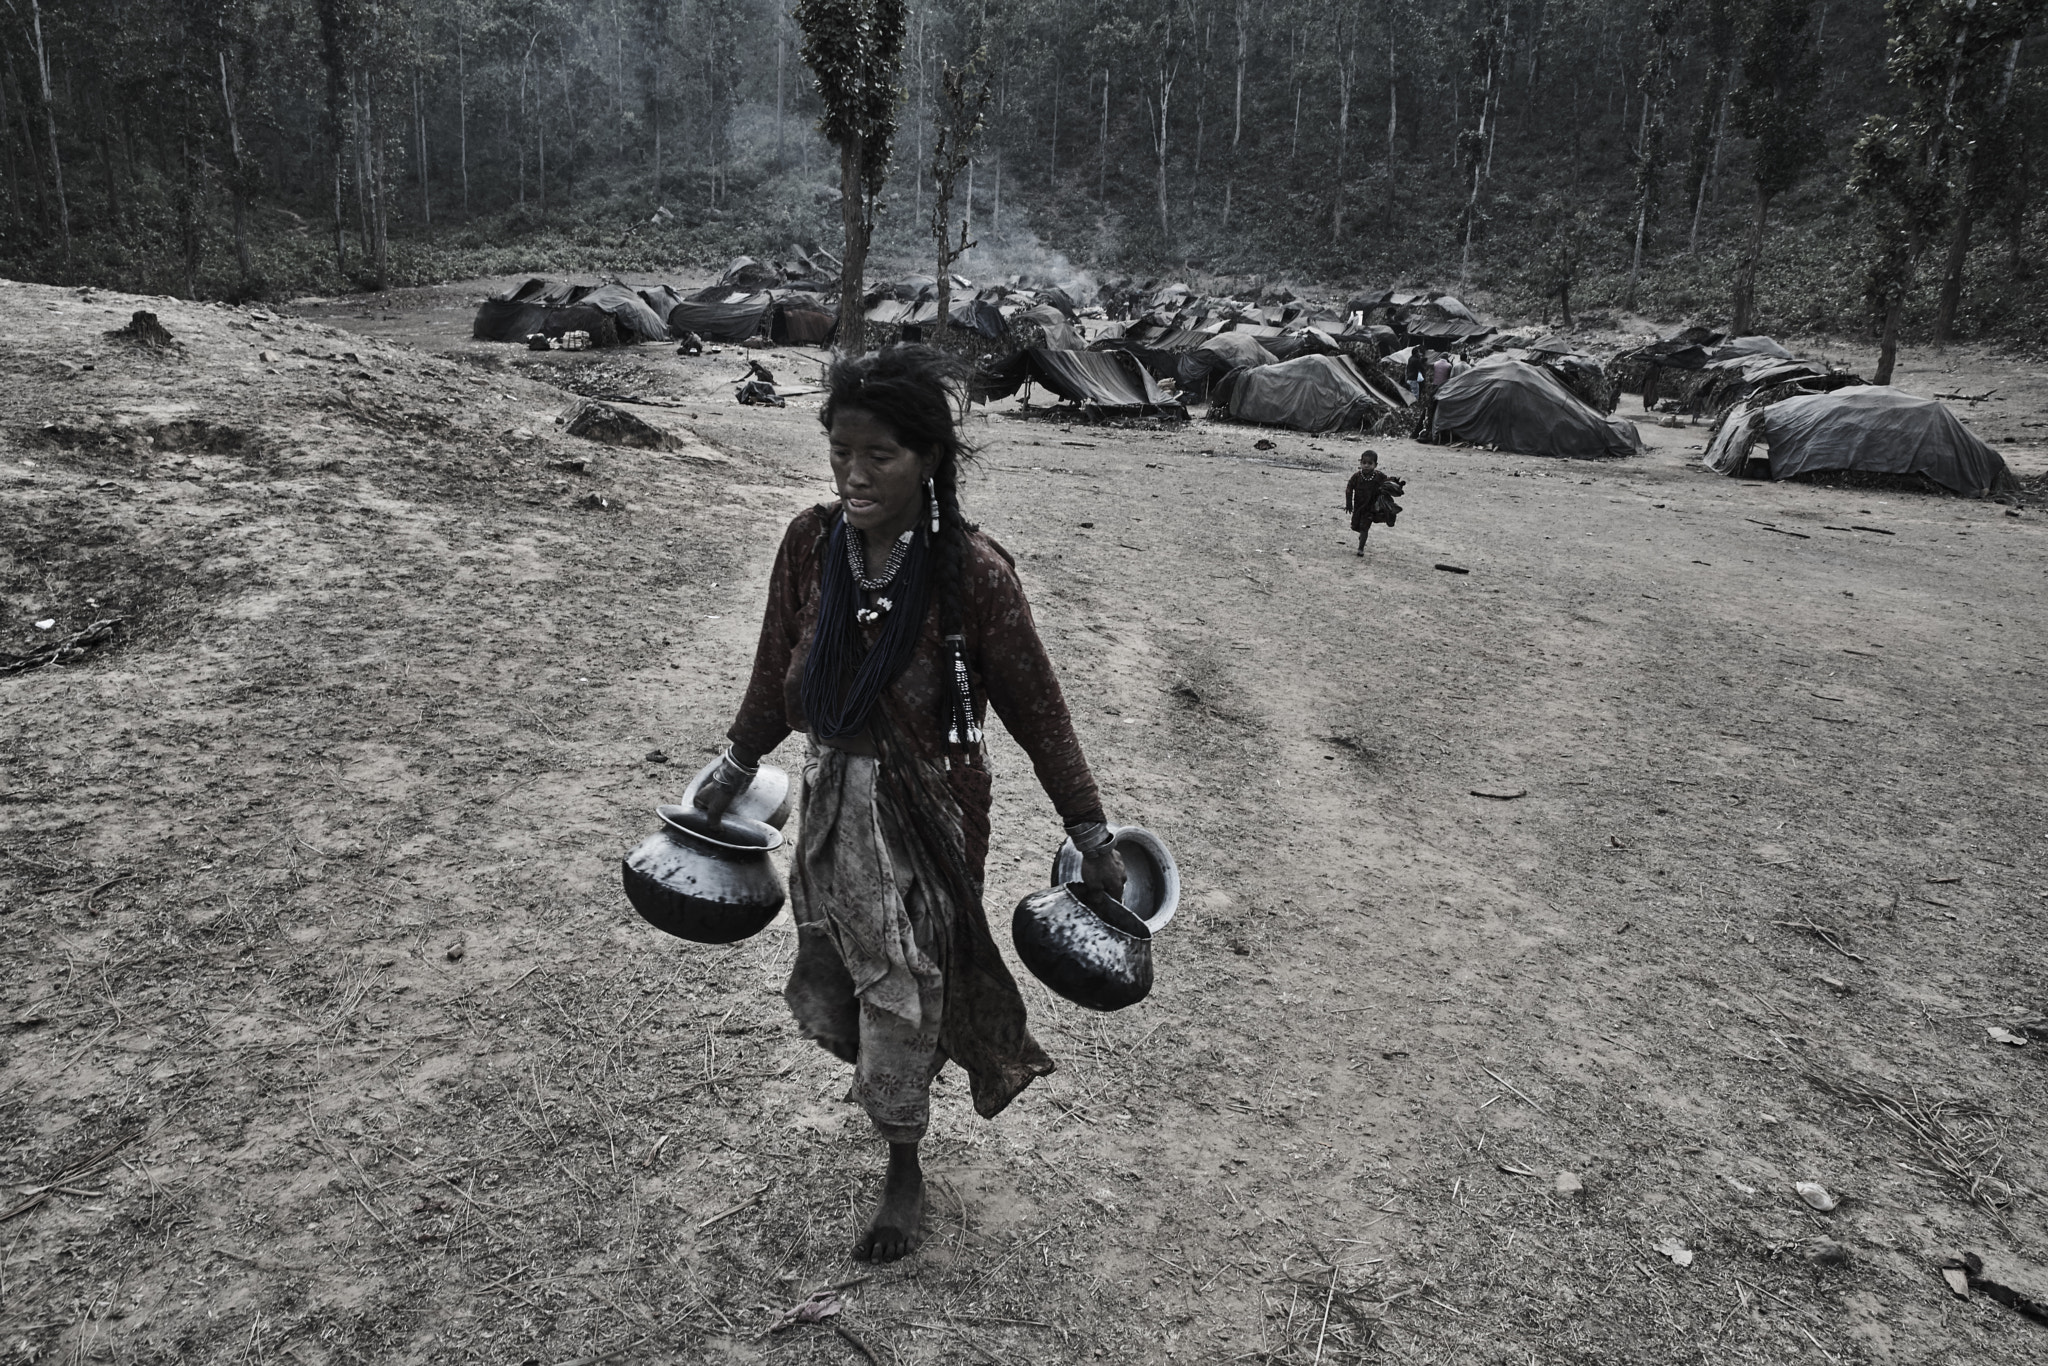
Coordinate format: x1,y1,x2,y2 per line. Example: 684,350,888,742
1405,347,1432,397
690,343,1125,1264
1344,449,1404,555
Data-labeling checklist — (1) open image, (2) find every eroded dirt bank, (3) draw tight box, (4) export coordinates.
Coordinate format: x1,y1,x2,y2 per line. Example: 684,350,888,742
4,279,2046,1365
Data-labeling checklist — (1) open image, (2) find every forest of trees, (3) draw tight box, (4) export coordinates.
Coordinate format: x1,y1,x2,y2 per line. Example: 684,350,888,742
0,0,2042,343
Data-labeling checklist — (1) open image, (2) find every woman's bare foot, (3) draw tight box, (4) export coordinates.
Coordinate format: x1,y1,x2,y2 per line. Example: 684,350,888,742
854,1141,924,1262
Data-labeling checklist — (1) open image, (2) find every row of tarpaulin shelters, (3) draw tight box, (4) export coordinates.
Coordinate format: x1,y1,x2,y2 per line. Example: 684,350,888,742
473,254,842,347
1613,328,1861,418
861,277,1085,347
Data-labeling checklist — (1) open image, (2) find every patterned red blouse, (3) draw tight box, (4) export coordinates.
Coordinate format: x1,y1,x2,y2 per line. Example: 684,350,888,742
727,505,1105,878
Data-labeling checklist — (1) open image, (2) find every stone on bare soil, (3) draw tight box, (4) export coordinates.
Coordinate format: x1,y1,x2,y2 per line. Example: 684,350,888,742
564,399,676,451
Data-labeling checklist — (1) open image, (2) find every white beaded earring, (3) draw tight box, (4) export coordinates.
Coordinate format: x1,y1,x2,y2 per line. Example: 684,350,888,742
927,476,940,535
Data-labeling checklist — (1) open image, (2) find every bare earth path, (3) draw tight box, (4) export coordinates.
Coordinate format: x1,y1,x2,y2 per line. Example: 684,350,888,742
4,279,2045,1365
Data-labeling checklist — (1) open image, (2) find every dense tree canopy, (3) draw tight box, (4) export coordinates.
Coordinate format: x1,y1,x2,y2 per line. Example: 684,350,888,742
0,0,2042,338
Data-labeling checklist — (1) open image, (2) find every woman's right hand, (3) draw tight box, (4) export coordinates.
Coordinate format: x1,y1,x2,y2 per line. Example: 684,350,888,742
691,748,755,821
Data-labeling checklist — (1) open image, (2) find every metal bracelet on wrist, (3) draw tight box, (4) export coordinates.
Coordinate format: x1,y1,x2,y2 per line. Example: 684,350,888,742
1066,820,1115,855
716,745,758,783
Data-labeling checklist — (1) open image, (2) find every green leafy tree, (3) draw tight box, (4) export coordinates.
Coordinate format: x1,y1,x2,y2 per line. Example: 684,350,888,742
1728,0,1822,335
797,0,909,349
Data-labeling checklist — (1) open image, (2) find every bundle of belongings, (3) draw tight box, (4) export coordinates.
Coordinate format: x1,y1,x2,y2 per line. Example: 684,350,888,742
1429,357,1644,458
1702,386,2019,498
1210,353,1410,434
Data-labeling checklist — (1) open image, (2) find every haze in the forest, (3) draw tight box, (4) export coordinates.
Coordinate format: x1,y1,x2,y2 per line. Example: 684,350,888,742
0,0,2041,349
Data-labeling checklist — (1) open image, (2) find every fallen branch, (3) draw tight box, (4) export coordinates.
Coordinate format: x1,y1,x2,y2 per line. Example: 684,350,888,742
696,1181,771,1231
1480,1065,1547,1114
0,618,123,677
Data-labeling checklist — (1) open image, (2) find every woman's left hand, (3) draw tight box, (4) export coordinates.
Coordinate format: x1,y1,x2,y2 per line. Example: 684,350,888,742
1080,846,1127,902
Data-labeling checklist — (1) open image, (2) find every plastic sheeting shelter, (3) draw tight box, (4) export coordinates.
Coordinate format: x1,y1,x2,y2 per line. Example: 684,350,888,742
670,288,774,341
975,348,1183,415
1213,354,1407,432
474,279,671,344
1431,358,1643,457
1702,387,2018,497
1176,331,1276,401
770,297,838,345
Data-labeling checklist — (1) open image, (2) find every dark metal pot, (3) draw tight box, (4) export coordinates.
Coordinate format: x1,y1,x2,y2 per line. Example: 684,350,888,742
621,805,786,944
1011,882,1154,1012
1049,824,1180,933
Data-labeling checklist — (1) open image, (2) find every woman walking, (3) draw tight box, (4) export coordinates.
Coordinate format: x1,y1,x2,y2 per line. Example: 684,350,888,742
691,344,1124,1263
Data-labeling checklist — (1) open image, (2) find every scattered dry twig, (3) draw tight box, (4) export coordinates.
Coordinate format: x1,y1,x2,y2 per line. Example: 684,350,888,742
1806,1071,2018,1222
1773,920,1865,962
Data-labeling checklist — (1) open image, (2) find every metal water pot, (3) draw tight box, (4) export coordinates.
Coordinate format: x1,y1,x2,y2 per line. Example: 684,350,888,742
622,805,786,944
1011,882,1154,1012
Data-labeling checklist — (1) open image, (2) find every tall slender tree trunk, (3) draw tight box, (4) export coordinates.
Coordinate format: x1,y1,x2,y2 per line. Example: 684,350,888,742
1933,38,2020,343
367,70,388,289
1731,189,1768,334
457,27,470,216
1099,68,1108,209
1689,87,1729,253
28,0,67,260
1874,292,1903,385
219,51,252,288
776,32,786,167
414,64,430,233
315,0,349,275
837,136,867,352
1384,25,1396,227
1332,37,1352,242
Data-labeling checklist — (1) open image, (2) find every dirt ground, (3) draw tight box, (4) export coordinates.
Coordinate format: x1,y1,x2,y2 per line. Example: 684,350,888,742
4,276,2046,1366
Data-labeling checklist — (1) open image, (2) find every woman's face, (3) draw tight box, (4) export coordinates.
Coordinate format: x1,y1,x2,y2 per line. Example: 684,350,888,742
829,408,936,538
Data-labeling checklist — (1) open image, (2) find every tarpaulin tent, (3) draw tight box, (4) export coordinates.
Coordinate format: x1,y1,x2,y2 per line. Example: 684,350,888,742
770,296,838,345
1175,331,1277,402
1091,326,1205,380
1008,303,1084,351
670,288,774,341
472,278,669,344
566,283,670,342
1702,387,2018,497
473,277,557,340
975,348,1183,415
1709,335,1791,361
720,256,783,289
1212,354,1407,433
1431,358,1643,457
905,296,1007,340
1264,329,1343,362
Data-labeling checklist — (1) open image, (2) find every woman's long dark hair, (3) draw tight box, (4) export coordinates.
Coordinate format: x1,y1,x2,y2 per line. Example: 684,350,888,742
801,344,979,745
